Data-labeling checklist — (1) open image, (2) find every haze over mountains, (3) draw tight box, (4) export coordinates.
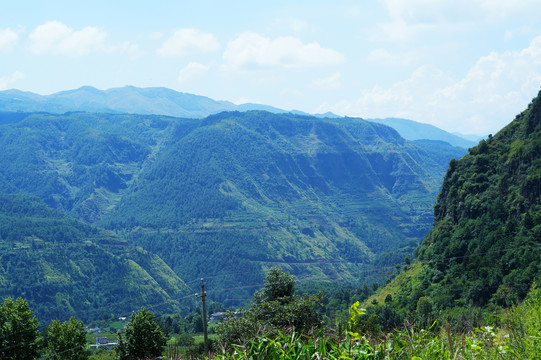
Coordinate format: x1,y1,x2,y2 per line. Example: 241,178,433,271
0,86,478,148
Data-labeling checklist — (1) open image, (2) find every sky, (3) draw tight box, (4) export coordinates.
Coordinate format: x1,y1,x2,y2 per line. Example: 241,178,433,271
1,0,541,135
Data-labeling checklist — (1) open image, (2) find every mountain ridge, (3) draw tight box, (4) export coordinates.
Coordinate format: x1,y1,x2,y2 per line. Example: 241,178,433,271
0,86,475,148
365,117,479,149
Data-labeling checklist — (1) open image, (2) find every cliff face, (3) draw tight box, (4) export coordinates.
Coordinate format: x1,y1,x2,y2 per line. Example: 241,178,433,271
411,90,541,308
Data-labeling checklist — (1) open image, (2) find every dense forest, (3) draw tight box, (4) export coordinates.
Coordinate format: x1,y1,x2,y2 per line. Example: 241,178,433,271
0,110,465,308
363,90,541,323
0,194,195,324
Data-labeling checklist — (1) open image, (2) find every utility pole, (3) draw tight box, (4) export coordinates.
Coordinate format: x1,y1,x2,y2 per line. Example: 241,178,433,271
197,278,209,355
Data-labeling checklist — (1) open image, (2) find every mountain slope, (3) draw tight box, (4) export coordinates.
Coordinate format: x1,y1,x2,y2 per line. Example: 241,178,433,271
375,90,541,312
0,110,466,305
0,194,195,324
96,111,466,301
0,111,180,222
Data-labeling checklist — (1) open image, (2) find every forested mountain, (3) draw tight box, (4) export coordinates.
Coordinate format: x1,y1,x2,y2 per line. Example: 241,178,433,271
374,90,541,312
0,109,466,307
0,194,194,324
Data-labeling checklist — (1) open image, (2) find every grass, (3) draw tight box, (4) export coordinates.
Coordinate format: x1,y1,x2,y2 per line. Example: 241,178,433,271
362,262,423,307
193,334,219,344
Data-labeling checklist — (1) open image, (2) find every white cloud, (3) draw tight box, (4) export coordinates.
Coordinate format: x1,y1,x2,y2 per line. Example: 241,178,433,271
223,32,346,69
384,0,480,25
313,72,341,90
29,21,108,55
178,62,210,84
118,41,143,59
272,18,308,34
367,48,416,65
0,28,19,51
157,29,220,57
376,0,541,43
0,71,25,90
317,36,541,134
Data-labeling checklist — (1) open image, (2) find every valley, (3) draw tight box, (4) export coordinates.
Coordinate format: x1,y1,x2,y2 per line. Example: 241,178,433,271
0,106,466,322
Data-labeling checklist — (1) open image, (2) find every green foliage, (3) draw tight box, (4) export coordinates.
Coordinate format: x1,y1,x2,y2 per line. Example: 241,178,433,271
506,283,541,357
0,109,463,311
0,297,40,360
387,90,541,313
217,268,324,347
415,296,433,328
0,194,194,324
116,308,166,360
253,267,295,304
212,284,541,359
46,317,88,360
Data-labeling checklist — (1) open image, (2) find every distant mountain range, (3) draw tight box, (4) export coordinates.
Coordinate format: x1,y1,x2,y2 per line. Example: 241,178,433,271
0,86,478,148
0,86,317,120
365,117,481,149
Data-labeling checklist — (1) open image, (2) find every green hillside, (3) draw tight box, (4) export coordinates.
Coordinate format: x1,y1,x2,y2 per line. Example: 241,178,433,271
97,111,466,301
0,194,194,324
0,111,182,222
374,90,541,313
0,110,466,307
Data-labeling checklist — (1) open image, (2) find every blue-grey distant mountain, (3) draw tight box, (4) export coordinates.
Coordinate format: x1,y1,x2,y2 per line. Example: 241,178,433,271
452,131,485,142
0,86,472,148
0,86,237,118
366,117,478,149
0,85,315,118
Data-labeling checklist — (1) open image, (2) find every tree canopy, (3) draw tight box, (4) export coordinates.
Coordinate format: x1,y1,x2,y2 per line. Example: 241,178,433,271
116,308,166,360
0,297,40,360
218,267,324,347
46,317,87,360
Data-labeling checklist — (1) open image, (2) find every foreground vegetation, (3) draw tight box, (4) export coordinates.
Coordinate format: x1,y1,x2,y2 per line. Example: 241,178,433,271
208,284,541,359
1,267,540,359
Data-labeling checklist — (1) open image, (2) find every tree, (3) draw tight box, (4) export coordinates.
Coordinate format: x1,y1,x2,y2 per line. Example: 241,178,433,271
218,267,324,347
0,297,40,360
116,308,166,360
253,266,295,305
46,317,87,360
416,296,433,328
404,256,411,266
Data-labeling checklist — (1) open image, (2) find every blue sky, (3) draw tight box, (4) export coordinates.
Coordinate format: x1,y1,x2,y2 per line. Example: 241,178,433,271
2,0,541,134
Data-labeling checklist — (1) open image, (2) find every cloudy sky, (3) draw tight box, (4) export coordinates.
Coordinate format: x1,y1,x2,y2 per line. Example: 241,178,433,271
2,0,541,135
